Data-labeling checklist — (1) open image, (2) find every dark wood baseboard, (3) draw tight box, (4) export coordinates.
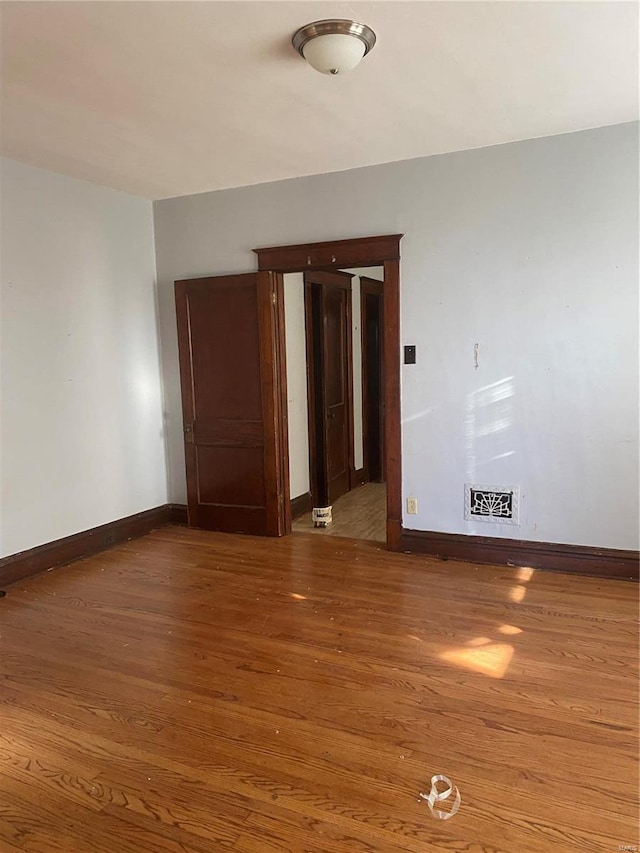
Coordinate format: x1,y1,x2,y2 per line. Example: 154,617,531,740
168,503,188,525
4,506,634,590
400,528,639,581
0,506,171,588
351,467,367,488
290,492,312,520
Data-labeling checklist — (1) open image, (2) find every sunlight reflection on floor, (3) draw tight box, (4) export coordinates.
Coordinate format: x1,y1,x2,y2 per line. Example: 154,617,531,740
516,566,535,582
420,563,532,678
466,636,492,647
439,641,515,679
498,624,522,636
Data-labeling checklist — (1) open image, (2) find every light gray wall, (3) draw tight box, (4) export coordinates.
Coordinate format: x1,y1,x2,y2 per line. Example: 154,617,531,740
282,272,309,500
1,157,167,556
154,122,639,550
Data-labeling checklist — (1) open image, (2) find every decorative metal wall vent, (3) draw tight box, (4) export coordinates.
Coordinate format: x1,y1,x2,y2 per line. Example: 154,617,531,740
464,484,519,525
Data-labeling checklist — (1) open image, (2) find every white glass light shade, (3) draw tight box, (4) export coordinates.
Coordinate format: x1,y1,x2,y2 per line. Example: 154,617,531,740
302,33,366,75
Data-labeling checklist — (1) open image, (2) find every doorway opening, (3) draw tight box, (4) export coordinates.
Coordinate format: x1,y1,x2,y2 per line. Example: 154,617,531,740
254,234,402,550
287,266,386,542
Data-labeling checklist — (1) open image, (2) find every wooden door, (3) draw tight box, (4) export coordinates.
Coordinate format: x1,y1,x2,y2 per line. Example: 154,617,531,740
361,277,385,483
304,271,354,507
175,272,288,536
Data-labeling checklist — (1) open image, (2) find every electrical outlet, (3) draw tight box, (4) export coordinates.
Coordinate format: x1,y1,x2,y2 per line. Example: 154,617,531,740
407,497,418,515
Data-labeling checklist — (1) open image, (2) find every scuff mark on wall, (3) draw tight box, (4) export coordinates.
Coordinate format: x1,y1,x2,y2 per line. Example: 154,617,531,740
474,343,479,370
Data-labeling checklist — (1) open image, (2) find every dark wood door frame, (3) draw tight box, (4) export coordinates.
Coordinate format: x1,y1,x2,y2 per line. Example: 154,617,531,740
360,276,385,485
253,235,403,551
303,269,355,508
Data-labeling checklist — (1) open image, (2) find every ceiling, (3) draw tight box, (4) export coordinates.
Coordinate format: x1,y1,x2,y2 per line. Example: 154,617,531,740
1,1,637,200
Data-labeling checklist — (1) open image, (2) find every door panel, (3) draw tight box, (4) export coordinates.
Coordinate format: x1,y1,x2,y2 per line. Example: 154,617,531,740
322,284,351,503
304,270,354,507
196,446,264,506
188,284,262,421
363,291,384,482
175,272,287,536
360,277,385,485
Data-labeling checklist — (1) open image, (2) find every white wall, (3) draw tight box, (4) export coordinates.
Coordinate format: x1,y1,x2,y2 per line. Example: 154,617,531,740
154,123,639,550
283,273,309,499
0,157,167,557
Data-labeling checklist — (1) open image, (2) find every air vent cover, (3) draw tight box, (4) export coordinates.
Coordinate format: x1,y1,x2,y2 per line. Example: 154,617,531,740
464,484,519,525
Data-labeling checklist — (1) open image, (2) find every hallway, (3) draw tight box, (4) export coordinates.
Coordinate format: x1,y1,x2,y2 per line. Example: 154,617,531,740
292,482,386,542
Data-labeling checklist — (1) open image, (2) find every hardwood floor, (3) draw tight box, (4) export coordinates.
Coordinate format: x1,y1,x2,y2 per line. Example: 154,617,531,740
1,526,637,853
292,482,386,542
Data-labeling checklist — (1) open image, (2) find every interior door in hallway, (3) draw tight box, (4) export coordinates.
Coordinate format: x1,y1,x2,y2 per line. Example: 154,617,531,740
175,272,288,535
361,276,385,483
305,270,354,507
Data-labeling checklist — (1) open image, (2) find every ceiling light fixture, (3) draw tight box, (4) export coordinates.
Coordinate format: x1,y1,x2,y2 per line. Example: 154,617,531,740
292,19,376,76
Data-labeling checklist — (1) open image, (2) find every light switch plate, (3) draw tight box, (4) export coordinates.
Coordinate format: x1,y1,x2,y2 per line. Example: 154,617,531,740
404,345,416,364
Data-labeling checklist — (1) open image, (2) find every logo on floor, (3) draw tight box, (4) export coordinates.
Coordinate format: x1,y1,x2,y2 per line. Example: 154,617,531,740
419,774,461,820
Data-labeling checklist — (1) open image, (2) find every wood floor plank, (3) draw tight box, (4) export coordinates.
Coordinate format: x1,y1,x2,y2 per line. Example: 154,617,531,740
1,527,637,852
